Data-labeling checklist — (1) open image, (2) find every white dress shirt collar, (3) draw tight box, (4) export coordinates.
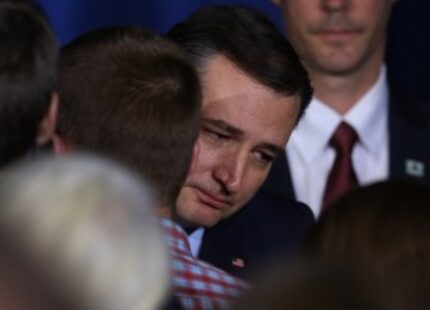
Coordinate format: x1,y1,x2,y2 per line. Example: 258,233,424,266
188,227,204,257
289,66,388,163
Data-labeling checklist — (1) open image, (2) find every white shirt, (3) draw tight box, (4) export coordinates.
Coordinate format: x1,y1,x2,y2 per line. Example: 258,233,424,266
287,67,389,217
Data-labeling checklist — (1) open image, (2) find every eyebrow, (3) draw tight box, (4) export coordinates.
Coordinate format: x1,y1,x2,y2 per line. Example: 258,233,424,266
202,118,244,137
202,118,285,156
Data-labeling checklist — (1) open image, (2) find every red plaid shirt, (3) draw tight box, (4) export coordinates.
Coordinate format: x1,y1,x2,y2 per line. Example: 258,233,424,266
160,218,248,309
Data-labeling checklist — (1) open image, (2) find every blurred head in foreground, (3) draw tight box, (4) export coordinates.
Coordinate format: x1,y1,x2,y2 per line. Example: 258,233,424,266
307,181,430,310
0,154,169,310
234,259,392,310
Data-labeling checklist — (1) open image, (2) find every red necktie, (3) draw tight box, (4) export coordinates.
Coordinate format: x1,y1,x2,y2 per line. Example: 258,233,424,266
322,122,358,210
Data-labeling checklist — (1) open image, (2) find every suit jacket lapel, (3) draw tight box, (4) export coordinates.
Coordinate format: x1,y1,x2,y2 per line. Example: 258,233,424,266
388,84,430,182
199,211,250,279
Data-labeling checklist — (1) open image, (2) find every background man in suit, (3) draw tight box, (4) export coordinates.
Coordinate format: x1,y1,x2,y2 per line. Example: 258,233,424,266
0,1,58,167
265,0,430,216
168,5,314,279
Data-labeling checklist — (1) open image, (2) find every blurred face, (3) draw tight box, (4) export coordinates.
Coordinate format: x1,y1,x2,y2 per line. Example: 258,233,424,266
175,55,300,227
278,0,394,75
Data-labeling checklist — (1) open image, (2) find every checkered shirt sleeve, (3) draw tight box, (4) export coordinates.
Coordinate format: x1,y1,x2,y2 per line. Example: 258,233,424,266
160,218,248,310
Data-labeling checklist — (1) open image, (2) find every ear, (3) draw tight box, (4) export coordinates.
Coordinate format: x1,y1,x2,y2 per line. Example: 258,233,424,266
35,92,58,146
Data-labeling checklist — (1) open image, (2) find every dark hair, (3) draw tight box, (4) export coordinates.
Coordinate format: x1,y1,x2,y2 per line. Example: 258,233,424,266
235,259,391,310
307,181,430,310
168,5,312,119
58,27,201,207
0,1,57,166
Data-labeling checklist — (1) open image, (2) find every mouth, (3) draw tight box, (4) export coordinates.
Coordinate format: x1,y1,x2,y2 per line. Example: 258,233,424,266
316,28,361,42
195,188,230,210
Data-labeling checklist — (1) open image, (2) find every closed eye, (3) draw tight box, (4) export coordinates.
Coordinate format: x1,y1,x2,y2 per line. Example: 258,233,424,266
203,127,230,141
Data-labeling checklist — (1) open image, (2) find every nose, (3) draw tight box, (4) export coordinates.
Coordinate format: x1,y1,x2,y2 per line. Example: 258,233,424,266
212,150,247,195
320,0,349,12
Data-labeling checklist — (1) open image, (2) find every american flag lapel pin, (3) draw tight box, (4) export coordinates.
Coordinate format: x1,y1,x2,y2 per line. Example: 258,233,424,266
405,159,425,178
232,257,245,268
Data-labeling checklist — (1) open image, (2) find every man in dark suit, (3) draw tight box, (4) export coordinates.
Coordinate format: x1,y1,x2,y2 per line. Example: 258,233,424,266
168,5,315,280
261,0,430,217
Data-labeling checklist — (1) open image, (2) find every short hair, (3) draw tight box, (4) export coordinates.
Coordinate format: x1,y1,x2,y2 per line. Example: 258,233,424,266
0,1,57,166
167,5,312,119
307,181,430,310
58,27,201,207
0,154,170,310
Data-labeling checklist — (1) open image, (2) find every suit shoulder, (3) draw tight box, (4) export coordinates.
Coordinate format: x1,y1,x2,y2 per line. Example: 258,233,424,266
239,188,315,227
390,84,430,124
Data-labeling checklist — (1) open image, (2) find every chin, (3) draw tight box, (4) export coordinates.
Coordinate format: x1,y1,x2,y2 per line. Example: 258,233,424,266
193,213,221,228
189,206,223,228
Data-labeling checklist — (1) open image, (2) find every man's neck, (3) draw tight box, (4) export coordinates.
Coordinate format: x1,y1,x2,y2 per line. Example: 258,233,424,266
310,57,383,115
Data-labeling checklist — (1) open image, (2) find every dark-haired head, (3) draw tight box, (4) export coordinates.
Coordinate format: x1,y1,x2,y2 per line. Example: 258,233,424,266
307,181,430,310
0,1,58,167
235,259,393,310
57,27,201,208
168,5,312,118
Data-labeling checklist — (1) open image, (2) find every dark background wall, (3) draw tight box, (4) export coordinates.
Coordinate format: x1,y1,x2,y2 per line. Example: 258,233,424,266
35,0,430,99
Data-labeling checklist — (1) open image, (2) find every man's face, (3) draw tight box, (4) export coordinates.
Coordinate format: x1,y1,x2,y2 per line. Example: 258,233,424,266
278,0,394,75
175,55,300,227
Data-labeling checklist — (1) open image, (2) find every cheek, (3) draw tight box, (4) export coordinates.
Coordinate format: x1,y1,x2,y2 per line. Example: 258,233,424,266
176,188,196,216
188,139,222,178
186,139,209,176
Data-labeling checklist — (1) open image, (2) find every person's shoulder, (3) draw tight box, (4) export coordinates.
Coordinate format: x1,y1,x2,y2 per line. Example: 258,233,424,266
214,188,314,236
388,82,430,146
389,82,430,123
200,189,315,280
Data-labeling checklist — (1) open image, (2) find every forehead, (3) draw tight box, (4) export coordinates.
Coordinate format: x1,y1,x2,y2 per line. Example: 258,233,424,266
200,55,300,145
201,55,266,100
